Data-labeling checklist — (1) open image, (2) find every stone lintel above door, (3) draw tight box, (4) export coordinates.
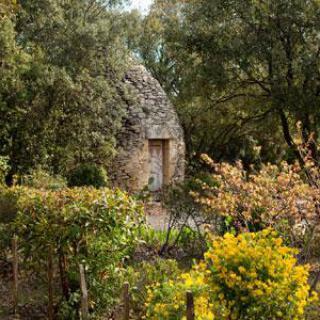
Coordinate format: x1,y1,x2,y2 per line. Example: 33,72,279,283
146,126,173,140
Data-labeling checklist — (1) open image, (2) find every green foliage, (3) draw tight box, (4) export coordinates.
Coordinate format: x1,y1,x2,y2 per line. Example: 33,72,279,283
0,156,9,185
136,0,320,166
0,0,132,177
126,258,181,319
1,186,144,317
0,186,19,223
138,227,171,249
146,229,318,320
138,226,199,257
20,168,67,190
159,175,223,256
68,164,108,188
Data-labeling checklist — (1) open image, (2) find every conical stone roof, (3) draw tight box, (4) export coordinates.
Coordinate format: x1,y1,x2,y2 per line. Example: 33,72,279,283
111,64,185,191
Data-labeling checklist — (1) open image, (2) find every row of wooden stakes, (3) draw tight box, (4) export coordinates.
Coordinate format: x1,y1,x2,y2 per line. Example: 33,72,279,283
11,236,196,320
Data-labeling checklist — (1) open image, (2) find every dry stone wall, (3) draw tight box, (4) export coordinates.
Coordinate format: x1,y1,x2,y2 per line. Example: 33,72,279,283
111,64,185,191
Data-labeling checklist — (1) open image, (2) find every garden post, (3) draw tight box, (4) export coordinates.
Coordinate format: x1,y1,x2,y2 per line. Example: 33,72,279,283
123,282,130,320
47,245,54,320
186,291,195,320
79,264,89,320
12,234,18,316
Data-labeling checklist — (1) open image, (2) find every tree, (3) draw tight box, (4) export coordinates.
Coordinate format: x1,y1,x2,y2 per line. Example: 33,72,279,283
187,0,320,163
137,0,320,167
0,0,131,178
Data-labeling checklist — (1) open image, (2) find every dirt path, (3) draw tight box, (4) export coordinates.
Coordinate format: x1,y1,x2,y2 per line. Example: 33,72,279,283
145,202,169,231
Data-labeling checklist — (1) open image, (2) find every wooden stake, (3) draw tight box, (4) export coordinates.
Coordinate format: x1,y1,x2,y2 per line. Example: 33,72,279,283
47,246,54,320
186,291,195,320
123,282,130,320
12,234,18,316
79,264,89,320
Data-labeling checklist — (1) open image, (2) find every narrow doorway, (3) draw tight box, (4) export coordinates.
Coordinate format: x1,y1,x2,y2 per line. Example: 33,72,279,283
148,140,169,192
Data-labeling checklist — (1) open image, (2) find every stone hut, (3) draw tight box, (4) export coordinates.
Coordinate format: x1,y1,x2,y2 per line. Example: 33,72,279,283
111,64,185,192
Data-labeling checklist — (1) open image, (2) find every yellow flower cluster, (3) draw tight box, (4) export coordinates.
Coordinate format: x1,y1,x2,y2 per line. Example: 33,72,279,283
145,229,318,319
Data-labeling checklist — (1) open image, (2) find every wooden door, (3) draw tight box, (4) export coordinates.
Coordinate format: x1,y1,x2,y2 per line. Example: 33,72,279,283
148,140,164,192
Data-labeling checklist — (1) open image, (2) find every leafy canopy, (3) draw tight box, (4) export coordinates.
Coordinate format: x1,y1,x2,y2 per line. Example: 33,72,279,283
135,0,320,165
0,0,132,178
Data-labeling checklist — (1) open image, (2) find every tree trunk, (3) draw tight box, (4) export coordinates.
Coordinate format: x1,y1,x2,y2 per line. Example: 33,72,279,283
58,249,70,301
79,264,89,320
47,246,54,320
12,235,18,315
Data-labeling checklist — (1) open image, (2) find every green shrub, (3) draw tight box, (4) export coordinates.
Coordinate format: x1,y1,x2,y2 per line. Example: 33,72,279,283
68,164,108,188
0,186,20,223
160,175,223,256
138,226,202,260
126,258,181,319
20,168,67,190
2,186,144,318
0,156,9,185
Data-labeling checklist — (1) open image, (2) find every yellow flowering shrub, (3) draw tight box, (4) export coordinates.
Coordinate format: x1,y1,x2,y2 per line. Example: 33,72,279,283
145,229,317,320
